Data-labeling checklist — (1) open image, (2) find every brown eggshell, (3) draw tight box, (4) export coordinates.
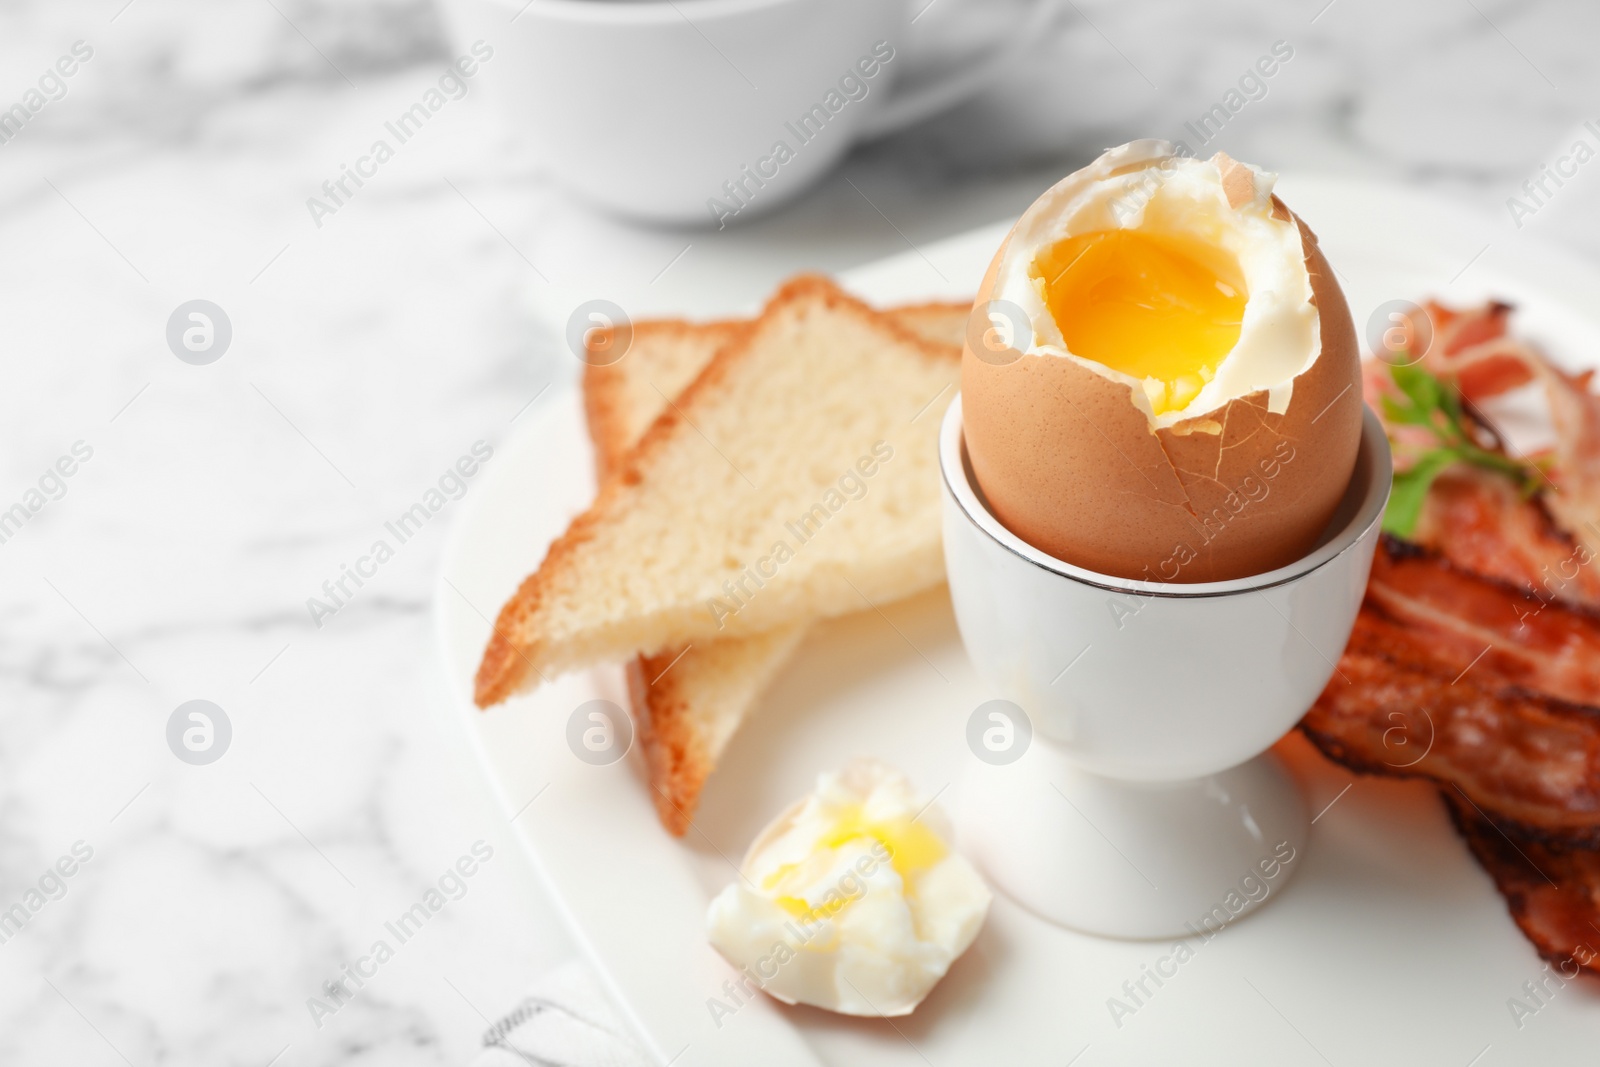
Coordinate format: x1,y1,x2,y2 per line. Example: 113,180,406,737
962,198,1363,584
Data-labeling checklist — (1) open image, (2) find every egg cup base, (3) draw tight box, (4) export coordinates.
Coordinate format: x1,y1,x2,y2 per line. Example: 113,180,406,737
958,746,1307,939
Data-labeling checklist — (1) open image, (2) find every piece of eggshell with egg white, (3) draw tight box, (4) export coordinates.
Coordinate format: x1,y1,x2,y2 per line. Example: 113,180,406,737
961,143,1363,584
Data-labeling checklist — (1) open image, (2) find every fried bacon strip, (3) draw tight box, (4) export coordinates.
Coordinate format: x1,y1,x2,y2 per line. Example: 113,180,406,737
1320,300,1600,970
1305,638,1600,847
1530,359,1600,562
1411,468,1600,610
1301,539,1600,846
1445,793,1600,977
1363,537,1600,705
1419,300,1533,401
1401,299,1600,564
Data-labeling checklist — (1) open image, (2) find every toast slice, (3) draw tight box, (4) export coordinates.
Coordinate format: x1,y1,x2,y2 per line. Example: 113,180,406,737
584,303,970,481
474,275,963,710
584,299,968,833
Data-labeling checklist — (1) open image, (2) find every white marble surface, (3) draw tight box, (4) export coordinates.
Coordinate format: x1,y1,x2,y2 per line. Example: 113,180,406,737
0,0,1597,1063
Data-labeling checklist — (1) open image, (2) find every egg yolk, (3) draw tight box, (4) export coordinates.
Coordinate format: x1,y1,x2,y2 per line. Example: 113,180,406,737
765,806,946,922
1033,229,1248,415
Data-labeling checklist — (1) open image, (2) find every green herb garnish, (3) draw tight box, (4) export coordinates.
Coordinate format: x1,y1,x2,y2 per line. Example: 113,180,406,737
1380,359,1545,536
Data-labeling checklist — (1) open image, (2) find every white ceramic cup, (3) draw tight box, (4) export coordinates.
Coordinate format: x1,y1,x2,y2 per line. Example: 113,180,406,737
941,396,1391,938
442,0,1056,224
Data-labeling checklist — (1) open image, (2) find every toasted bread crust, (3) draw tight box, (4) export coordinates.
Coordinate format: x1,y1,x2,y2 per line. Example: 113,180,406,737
625,652,698,835
605,277,959,495
473,275,961,708
583,303,967,481
888,300,976,342
582,319,746,481
627,626,806,834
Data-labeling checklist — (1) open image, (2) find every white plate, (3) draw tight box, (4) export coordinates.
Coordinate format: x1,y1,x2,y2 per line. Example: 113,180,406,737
436,177,1600,1066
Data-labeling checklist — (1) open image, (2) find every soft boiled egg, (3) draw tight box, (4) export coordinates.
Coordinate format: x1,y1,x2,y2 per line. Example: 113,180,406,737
962,140,1363,583
705,759,990,1018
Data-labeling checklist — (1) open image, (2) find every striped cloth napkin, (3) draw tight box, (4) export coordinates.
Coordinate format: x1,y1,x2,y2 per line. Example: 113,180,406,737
470,959,653,1067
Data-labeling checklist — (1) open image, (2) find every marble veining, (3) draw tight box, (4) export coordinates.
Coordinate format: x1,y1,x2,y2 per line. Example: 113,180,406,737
0,0,1596,1062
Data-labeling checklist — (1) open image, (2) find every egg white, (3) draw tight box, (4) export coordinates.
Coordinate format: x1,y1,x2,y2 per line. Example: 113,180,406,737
704,759,991,1017
995,140,1321,430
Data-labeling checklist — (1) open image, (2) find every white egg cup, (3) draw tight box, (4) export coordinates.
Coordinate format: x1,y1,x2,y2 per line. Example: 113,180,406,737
940,395,1390,940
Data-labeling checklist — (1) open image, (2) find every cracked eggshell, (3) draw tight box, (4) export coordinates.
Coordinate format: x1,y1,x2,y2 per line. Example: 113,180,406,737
961,179,1362,584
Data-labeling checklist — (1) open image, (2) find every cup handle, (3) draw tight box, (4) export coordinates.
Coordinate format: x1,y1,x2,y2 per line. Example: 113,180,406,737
855,0,1061,141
